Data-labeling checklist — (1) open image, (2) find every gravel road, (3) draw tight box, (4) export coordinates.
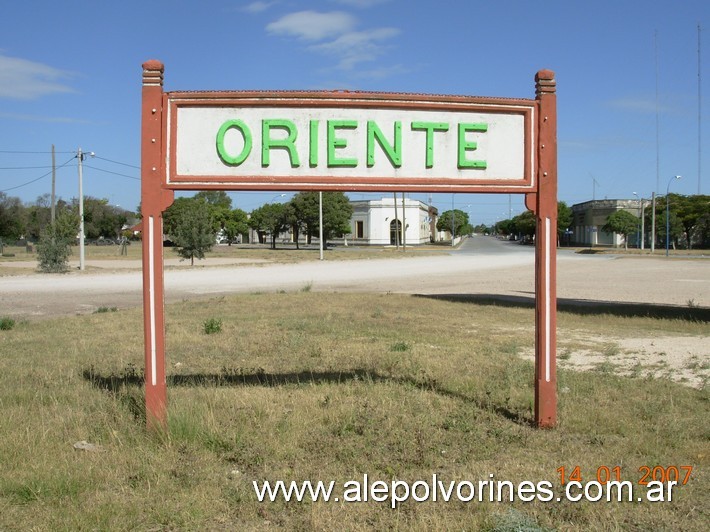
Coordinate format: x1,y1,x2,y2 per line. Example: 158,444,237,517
1,237,708,319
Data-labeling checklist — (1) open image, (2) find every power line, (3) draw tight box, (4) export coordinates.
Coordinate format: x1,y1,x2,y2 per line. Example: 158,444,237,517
0,157,76,193
93,156,139,169
0,150,75,154
0,165,54,170
83,164,140,181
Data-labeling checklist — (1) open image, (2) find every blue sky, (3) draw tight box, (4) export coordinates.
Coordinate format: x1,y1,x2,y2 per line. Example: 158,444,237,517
1,0,708,225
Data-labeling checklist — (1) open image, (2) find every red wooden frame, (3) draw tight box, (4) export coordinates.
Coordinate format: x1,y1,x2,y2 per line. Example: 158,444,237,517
140,60,557,430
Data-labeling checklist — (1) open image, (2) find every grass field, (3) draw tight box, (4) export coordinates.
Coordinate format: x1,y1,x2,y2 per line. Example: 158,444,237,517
0,291,707,530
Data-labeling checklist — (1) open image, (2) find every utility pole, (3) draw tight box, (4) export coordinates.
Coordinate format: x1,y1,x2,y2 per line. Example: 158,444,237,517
640,197,645,250
698,24,703,194
451,194,455,247
51,144,56,225
401,192,406,252
651,192,656,254
393,192,399,249
319,191,324,260
77,148,94,271
78,148,85,270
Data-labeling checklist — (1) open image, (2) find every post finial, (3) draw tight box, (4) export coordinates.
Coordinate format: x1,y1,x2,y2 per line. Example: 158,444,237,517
142,60,164,87
535,69,556,97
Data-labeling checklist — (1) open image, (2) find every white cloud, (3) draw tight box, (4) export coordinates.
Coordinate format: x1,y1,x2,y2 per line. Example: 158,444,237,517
332,0,391,7
0,54,75,100
266,11,356,41
242,1,277,14
266,9,401,77
606,97,672,114
352,62,412,80
310,27,400,70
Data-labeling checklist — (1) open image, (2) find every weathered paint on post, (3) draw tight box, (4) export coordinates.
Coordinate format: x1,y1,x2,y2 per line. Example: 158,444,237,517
140,60,174,430
533,69,558,427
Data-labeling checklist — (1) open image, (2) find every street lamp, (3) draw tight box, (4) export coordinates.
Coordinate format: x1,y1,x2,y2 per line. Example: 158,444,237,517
665,175,681,256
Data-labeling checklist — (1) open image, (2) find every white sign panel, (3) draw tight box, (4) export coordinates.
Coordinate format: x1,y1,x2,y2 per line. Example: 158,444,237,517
173,106,525,180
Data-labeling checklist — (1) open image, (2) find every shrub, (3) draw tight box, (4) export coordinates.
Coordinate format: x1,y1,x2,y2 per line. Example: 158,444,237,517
37,233,72,273
203,318,222,335
0,317,15,331
36,211,79,273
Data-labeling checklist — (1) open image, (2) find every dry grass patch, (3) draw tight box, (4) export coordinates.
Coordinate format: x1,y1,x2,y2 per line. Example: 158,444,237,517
0,292,707,530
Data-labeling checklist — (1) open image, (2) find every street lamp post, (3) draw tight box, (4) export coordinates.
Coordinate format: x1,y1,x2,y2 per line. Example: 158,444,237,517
640,197,645,250
665,175,681,256
632,192,643,249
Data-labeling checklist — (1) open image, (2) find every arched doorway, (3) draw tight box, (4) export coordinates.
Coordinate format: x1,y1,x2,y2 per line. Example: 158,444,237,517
389,219,402,245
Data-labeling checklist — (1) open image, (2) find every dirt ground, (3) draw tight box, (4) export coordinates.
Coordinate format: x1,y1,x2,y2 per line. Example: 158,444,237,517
1,246,708,388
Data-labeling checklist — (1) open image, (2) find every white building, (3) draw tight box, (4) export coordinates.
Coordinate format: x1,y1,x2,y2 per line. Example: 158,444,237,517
348,197,438,246
571,199,642,247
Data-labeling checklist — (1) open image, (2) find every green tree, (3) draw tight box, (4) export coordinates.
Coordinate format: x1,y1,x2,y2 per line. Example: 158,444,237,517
194,191,232,210
0,192,27,241
36,209,79,273
436,209,469,239
557,201,573,236
495,218,515,237
194,191,234,233
289,192,353,247
163,197,195,237
25,195,53,240
512,210,536,238
675,194,710,249
222,208,249,245
320,192,353,247
282,202,302,249
602,210,638,249
645,195,689,249
290,192,320,244
696,210,710,248
75,196,130,240
248,202,289,249
169,198,215,265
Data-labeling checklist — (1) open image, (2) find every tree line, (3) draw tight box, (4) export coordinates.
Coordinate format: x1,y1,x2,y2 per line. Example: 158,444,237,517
1,189,356,270
0,192,134,243
489,196,710,249
602,194,710,249
493,202,574,243
0,191,137,272
162,191,353,264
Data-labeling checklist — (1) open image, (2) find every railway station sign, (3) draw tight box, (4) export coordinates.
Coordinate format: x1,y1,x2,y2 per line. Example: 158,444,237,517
140,60,558,430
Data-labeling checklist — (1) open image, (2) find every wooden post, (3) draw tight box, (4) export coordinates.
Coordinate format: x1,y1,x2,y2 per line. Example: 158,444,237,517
533,69,558,427
141,60,174,430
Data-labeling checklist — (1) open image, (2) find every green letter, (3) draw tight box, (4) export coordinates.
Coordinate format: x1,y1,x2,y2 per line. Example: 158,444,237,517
367,121,402,167
327,120,358,167
411,122,449,168
262,119,300,168
457,123,487,169
216,119,252,166
309,120,319,168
